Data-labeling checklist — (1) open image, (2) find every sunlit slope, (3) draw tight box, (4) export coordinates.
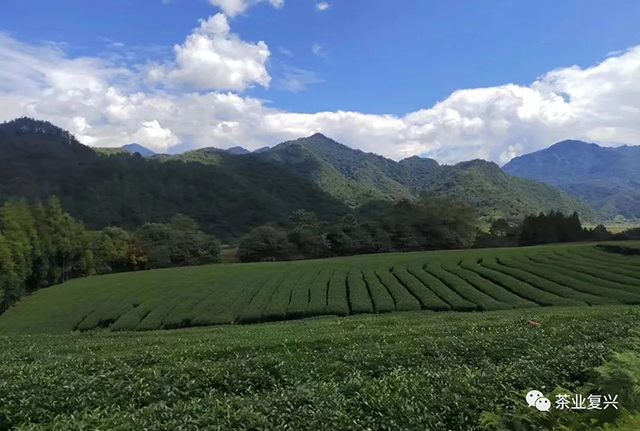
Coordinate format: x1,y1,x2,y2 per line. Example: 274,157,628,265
1,242,639,334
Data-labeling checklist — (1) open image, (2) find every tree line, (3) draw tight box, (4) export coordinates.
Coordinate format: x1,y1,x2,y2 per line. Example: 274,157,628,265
0,198,220,312
238,207,640,262
476,211,640,248
2,193,636,311
237,195,477,262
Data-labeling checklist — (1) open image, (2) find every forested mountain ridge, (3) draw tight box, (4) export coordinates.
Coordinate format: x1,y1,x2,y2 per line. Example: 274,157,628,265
0,118,348,240
0,118,597,240
255,134,597,221
503,140,640,219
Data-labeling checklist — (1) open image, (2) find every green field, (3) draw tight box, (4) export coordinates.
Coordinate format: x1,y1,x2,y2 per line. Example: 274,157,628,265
1,242,639,334
1,306,639,430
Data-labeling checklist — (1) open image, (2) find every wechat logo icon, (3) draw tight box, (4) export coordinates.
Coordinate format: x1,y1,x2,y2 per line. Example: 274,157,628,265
526,390,551,412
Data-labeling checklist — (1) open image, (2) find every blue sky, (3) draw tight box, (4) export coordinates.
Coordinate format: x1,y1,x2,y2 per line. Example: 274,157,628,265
1,0,640,163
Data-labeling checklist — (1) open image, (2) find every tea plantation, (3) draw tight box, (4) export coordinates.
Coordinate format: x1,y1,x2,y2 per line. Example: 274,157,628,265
0,242,639,334
1,306,639,430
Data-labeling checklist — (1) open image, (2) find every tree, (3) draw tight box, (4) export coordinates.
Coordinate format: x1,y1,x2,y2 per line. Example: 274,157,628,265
490,219,510,237
45,197,93,283
167,215,221,267
372,195,477,251
238,226,291,262
0,234,19,311
0,201,37,294
133,223,173,269
91,227,133,274
133,216,220,269
520,211,586,246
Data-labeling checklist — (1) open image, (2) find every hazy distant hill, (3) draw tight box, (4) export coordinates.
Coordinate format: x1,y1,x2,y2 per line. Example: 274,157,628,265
121,143,155,157
503,140,640,219
256,134,596,221
225,146,250,155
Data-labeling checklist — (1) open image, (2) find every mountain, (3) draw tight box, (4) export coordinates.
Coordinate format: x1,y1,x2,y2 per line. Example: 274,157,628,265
0,118,347,240
0,118,597,240
256,134,597,221
225,146,250,155
503,140,640,219
121,143,155,157
254,146,271,153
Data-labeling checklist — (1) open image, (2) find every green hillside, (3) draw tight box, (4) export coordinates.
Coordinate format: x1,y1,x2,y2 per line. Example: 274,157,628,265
0,118,347,240
257,134,597,221
2,242,638,334
424,159,598,220
0,118,598,241
503,139,640,219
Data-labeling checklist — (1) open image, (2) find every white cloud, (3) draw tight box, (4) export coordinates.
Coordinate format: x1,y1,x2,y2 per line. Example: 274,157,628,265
208,0,284,17
276,66,323,92
2,30,640,164
132,120,180,151
152,14,271,92
278,46,293,57
316,2,330,11
312,43,326,57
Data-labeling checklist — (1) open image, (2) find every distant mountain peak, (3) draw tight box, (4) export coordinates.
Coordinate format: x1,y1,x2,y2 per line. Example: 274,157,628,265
310,132,329,139
253,146,271,153
547,139,601,151
503,139,640,219
121,143,155,157
225,146,250,155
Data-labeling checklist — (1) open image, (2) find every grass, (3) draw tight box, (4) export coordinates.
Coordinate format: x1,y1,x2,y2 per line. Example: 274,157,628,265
0,306,638,430
0,242,639,334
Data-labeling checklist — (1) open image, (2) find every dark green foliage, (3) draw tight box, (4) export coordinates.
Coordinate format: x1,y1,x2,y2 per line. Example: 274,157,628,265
259,134,596,221
520,211,585,245
0,118,348,241
360,195,477,252
326,220,392,256
0,235,17,312
475,218,521,248
615,227,640,240
133,215,220,269
0,200,221,313
90,227,132,274
237,226,292,262
0,198,93,311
